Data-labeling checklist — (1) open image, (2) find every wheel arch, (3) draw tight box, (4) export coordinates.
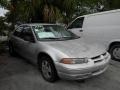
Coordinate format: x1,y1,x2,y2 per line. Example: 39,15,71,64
37,52,55,65
108,41,120,52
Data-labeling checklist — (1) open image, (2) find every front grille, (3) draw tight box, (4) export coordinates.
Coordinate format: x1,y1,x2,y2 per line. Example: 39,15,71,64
102,52,107,56
91,55,100,60
91,52,107,60
91,52,107,63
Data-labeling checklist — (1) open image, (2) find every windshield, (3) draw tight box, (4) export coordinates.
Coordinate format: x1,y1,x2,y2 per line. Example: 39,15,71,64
32,25,79,41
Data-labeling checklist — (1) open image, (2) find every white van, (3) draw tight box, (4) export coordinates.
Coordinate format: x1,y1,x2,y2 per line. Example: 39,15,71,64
67,9,120,61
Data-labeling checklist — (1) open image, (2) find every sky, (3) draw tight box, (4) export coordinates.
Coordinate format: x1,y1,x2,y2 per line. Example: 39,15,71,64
0,8,8,16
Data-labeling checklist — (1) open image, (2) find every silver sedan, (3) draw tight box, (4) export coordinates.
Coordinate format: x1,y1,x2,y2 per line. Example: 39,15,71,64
9,24,111,82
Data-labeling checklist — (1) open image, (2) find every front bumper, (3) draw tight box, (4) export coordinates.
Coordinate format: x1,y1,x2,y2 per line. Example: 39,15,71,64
55,53,111,80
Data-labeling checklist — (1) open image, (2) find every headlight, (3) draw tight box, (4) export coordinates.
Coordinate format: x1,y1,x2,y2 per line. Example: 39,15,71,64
60,58,88,64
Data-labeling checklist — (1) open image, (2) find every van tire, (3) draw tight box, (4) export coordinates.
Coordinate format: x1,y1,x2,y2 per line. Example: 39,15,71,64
38,55,59,82
109,44,120,61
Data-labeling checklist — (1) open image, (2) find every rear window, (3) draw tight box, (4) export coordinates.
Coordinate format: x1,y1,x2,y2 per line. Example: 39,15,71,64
13,27,23,37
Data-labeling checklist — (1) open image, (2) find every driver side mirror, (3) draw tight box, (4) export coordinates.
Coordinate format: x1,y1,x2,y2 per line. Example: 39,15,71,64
24,35,35,43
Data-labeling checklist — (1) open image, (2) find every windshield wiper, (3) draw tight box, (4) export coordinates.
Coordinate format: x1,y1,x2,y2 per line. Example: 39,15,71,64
41,37,60,39
62,36,80,39
40,36,80,41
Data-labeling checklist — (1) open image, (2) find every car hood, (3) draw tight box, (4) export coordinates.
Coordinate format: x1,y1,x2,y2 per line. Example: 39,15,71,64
42,38,106,58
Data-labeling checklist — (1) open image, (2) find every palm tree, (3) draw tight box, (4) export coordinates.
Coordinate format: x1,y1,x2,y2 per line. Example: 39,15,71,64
4,0,77,24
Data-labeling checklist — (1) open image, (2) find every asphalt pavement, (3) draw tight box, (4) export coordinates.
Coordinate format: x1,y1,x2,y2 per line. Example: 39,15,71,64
0,53,120,90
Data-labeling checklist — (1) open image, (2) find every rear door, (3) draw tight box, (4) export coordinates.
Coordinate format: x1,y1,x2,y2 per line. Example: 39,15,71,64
12,26,24,53
67,17,84,36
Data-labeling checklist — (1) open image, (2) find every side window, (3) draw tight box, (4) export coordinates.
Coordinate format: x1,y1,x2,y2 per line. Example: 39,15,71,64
20,26,34,41
68,17,84,29
13,27,23,37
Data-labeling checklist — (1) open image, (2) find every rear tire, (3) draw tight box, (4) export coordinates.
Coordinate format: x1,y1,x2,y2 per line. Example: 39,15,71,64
38,55,59,82
9,43,16,56
109,44,120,61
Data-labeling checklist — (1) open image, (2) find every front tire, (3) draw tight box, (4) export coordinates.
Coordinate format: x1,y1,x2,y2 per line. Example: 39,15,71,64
109,44,120,61
38,55,59,82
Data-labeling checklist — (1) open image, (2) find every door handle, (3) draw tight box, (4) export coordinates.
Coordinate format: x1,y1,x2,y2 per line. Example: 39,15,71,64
79,30,83,32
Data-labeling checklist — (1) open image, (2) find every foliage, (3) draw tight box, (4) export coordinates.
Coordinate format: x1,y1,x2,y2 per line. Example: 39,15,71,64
107,0,120,9
1,0,78,24
0,17,8,35
0,0,8,8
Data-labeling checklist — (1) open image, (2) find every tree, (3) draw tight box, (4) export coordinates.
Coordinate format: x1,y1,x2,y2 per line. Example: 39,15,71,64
3,0,77,24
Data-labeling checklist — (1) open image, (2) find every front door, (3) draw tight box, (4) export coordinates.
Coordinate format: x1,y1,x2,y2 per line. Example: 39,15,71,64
19,26,37,63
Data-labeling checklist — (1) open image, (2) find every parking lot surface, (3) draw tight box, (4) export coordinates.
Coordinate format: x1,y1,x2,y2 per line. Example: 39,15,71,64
0,53,120,90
